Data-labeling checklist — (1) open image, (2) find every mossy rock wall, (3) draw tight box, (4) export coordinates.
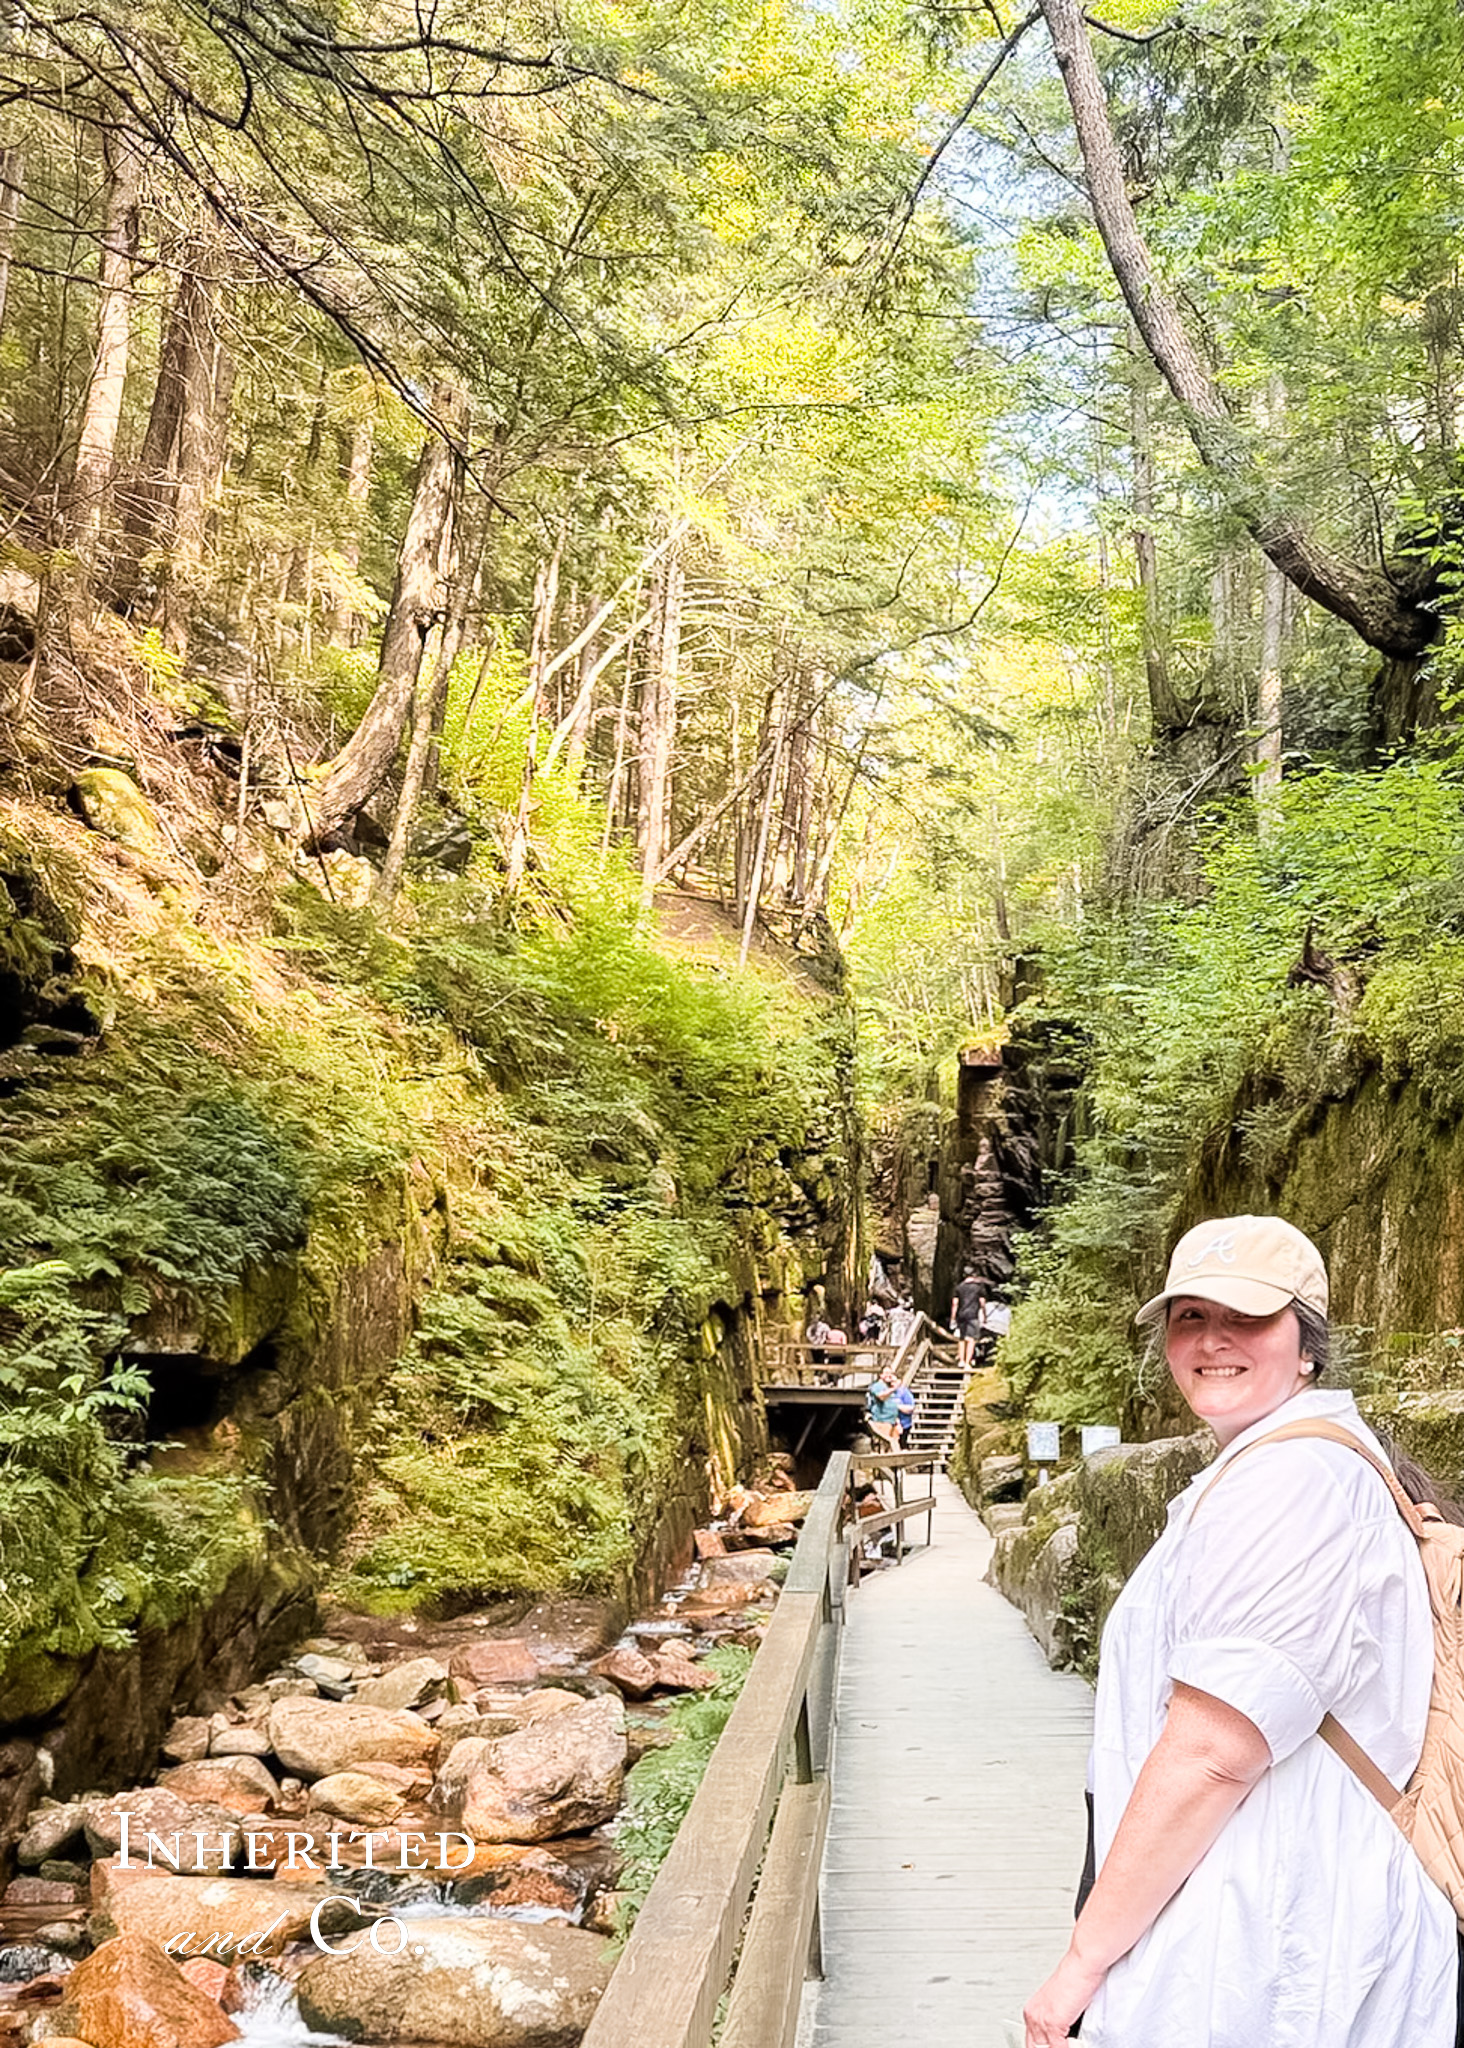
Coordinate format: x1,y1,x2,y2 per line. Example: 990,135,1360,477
988,1434,1213,1677
1190,1066,1464,1342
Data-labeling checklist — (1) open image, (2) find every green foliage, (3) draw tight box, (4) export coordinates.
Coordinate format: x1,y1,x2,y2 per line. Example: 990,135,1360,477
609,1646,756,1940
328,881,849,1613
1008,748,1464,1425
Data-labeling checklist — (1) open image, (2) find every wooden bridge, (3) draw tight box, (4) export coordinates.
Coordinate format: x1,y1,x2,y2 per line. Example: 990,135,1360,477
583,1452,1092,2048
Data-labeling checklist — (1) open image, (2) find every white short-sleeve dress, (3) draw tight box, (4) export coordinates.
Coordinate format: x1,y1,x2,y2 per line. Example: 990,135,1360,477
1081,1385,1458,2048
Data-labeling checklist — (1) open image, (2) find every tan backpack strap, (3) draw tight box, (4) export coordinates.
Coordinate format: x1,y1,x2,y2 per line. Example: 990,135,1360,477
1191,1418,1427,1539
1189,1418,1420,1815
1319,1713,1402,1812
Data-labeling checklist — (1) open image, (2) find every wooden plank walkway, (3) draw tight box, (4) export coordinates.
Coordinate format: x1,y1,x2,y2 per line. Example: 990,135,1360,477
804,1476,1093,2048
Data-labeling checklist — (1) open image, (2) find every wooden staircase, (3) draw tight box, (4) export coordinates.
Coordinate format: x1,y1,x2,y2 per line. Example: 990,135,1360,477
904,1336,973,1469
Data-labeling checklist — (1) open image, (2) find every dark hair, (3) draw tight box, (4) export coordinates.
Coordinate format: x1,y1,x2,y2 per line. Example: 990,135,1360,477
1294,1302,1330,1376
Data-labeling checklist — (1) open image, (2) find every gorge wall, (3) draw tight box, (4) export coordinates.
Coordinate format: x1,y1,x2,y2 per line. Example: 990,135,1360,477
0,804,859,1861
981,1042,1464,1677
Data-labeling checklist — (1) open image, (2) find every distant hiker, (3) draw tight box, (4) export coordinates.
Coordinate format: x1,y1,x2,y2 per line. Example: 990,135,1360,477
894,1373,917,1448
979,1295,1012,1360
805,1311,846,1366
1023,1215,1459,2048
887,1294,918,1348
857,1300,888,1344
951,1268,986,1367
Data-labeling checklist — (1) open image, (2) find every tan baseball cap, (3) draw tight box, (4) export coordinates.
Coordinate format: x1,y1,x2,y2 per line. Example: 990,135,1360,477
1135,1215,1328,1327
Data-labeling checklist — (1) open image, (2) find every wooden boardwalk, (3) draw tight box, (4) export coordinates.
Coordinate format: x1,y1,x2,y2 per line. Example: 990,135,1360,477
804,1476,1093,2048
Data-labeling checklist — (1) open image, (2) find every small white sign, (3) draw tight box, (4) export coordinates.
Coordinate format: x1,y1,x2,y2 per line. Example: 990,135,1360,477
1026,1421,1060,1463
1081,1425,1122,1457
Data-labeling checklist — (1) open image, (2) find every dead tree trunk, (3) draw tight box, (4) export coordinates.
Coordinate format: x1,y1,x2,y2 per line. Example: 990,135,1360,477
1038,0,1439,668
331,410,375,647
636,544,683,914
1128,340,1183,733
0,145,25,348
375,495,483,905
310,386,463,844
162,255,234,657
68,132,143,589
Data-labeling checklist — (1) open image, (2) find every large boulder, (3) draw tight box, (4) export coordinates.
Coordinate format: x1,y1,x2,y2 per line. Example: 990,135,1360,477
91,1870,357,1955
352,1657,450,1713
159,1758,280,1816
44,1934,239,2048
71,769,165,856
449,1641,540,1688
83,1791,242,1871
433,1696,626,1844
308,1771,406,1827
268,1697,437,1780
17,1804,88,1867
297,1916,612,2047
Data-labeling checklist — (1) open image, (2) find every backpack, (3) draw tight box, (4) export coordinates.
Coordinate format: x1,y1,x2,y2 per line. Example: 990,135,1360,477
1196,1418,1464,1927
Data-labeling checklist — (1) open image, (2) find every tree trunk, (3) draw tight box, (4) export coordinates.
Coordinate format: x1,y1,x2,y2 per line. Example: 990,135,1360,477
112,265,193,611
374,500,477,908
331,410,375,646
0,145,25,349
68,132,143,585
739,686,788,966
1038,0,1438,663
310,385,463,844
636,544,683,914
1128,339,1183,732
162,257,235,657
1256,556,1285,837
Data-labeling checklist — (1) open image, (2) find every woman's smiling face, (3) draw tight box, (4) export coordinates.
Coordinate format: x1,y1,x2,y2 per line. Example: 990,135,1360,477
1165,1295,1313,1444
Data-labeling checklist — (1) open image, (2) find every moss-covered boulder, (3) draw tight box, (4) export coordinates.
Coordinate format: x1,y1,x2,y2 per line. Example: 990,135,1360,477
71,769,164,855
989,1433,1212,1677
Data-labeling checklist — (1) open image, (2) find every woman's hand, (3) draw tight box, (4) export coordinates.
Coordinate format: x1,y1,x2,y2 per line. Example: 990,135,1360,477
1023,1947,1104,2045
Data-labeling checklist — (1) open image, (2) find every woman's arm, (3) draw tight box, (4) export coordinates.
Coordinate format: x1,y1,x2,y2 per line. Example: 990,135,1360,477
1023,1681,1272,2046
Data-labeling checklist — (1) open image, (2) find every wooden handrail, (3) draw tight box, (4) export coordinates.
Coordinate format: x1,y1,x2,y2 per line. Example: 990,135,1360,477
582,1452,852,2048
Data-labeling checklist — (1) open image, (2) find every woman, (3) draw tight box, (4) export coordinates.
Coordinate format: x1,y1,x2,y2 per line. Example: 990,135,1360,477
1024,1214,1458,2047
865,1366,902,1452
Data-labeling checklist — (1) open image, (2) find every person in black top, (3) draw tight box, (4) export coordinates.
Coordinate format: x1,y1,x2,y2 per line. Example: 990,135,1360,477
951,1268,986,1367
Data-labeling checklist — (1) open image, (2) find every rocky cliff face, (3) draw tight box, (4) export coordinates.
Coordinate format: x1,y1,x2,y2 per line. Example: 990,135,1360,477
868,1011,1084,1318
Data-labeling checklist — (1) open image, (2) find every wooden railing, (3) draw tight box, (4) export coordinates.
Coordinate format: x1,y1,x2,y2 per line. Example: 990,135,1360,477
582,1451,852,2048
849,1449,939,1581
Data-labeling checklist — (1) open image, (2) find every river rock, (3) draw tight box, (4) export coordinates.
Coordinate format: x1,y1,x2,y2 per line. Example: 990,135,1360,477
208,1727,272,1760
649,1646,716,1693
519,1598,624,1664
434,1696,626,1844
267,1698,437,1780
700,1552,780,1585
296,1916,612,2046
83,1792,242,1871
90,1871,356,1954
742,1489,813,1528
46,1935,239,2048
351,1657,449,1712
693,1529,727,1559
3,1876,77,1904
307,1772,406,1827
17,1804,88,1868
162,1719,214,1766
160,1759,280,1816
449,1641,540,1688
680,1581,773,1613
590,1647,657,1699
517,1689,580,1724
